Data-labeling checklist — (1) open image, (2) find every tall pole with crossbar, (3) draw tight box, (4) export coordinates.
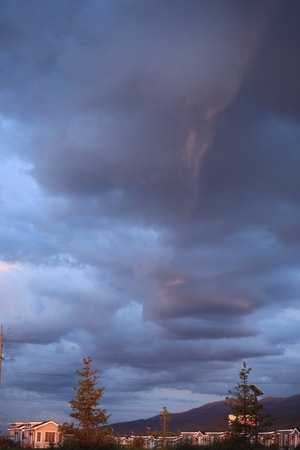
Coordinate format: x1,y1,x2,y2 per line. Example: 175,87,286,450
0,325,3,385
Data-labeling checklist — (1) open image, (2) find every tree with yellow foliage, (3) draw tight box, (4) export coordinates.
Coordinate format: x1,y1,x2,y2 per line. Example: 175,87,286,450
60,356,113,448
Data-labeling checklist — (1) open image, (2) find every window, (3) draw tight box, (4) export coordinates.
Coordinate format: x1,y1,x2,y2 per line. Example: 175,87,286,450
37,432,41,442
45,432,55,443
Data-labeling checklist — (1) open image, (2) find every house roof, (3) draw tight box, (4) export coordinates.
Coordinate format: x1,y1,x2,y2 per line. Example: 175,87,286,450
8,421,59,430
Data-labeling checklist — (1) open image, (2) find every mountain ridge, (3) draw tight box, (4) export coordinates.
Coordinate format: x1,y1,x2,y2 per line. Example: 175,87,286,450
109,393,300,435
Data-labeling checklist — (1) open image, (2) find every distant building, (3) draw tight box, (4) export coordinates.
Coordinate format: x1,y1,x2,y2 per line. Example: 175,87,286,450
258,428,300,449
114,428,300,449
8,421,61,448
181,431,206,446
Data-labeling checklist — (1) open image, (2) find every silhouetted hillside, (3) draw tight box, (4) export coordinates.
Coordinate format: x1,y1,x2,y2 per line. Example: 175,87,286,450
261,394,300,429
110,393,300,435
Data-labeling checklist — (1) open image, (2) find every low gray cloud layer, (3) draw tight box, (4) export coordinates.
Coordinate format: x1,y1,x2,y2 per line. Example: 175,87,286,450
1,0,300,428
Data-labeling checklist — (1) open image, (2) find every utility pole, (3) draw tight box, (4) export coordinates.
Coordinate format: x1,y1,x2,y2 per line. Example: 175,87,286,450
0,325,3,385
160,406,171,445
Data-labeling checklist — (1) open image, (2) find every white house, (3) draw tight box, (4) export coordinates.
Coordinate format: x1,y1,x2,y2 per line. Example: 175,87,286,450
181,431,206,446
114,428,300,449
8,421,61,448
258,429,300,449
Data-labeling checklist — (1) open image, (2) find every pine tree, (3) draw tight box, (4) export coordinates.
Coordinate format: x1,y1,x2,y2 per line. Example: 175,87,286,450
225,361,273,448
60,356,112,447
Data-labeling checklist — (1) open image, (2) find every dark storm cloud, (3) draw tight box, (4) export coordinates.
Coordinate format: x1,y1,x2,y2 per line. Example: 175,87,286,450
243,1,300,119
1,1,271,205
1,0,300,427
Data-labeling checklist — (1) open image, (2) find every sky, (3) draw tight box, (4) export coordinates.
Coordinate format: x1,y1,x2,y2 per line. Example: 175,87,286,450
1,0,300,431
